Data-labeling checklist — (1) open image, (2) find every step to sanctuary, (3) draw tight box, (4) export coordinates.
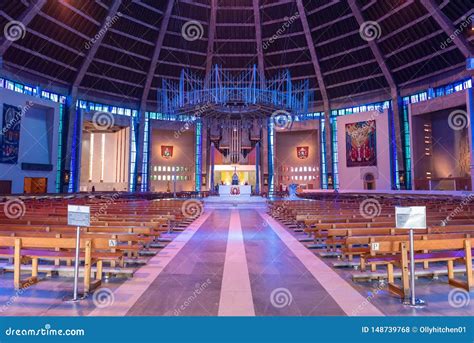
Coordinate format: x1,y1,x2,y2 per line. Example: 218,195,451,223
203,195,268,209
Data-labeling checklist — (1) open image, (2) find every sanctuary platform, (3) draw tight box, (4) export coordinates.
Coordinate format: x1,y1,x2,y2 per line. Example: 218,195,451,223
203,195,267,209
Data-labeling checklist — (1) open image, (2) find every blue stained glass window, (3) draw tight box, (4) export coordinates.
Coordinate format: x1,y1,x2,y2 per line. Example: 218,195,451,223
141,112,150,192
195,121,202,191
268,118,275,193
320,118,327,189
129,117,137,192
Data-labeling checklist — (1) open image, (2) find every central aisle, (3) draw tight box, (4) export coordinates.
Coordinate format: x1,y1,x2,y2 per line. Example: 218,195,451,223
92,207,382,316
127,210,230,316
240,209,345,316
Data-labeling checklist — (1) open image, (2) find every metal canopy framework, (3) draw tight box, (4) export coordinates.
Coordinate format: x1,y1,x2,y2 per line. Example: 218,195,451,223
0,0,471,108
158,65,312,117
0,0,472,192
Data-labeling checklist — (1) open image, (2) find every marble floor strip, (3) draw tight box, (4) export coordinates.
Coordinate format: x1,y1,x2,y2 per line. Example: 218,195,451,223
218,210,255,316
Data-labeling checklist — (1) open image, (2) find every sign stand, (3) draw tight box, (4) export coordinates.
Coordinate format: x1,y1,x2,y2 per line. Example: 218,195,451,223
395,206,426,308
403,228,425,307
64,205,90,302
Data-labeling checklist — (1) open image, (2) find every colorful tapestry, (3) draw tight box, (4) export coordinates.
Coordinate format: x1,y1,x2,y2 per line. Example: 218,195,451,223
345,120,376,167
1,104,22,164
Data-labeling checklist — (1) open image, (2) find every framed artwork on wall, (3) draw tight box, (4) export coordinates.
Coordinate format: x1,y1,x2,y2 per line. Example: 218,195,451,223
1,104,22,164
345,120,377,167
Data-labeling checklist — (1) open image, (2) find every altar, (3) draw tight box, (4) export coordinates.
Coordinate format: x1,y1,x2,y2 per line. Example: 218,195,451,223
218,185,252,196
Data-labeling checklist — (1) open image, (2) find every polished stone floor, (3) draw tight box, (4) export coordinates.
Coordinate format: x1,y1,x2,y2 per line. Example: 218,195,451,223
0,206,472,316
240,209,345,316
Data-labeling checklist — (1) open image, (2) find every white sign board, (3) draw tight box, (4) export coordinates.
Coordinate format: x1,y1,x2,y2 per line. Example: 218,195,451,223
395,206,426,229
67,205,90,227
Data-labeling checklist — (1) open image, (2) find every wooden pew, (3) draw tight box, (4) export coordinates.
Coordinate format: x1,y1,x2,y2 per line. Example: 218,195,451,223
368,238,473,300
0,236,121,292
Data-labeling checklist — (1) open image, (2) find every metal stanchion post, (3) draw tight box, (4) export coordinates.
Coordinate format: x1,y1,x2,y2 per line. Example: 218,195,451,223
72,226,81,300
396,206,426,307
404,228,425,307
409,229,415,306
64,205,89,302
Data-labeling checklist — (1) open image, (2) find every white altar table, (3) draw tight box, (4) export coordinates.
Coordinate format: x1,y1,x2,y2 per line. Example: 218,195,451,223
218,185,252,196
